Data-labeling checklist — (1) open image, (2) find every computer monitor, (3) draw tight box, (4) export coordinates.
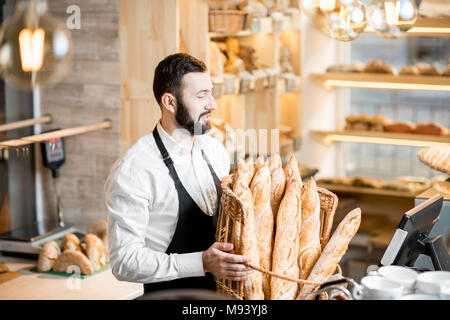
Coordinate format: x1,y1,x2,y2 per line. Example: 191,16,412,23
380,194,450,271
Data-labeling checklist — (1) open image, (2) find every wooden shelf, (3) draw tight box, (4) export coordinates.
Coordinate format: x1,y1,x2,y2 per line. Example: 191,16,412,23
311,130,450,147
311,72,450,92
317,183,416,198
365,16,450,37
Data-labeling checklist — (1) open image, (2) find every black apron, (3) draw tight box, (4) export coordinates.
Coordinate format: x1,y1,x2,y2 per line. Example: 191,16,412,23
143,127,222,293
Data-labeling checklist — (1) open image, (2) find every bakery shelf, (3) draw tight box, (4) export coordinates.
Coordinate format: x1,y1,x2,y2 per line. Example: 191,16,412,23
317,183,416,198
365,16,450,37
310,72,450,92
310,130,450,147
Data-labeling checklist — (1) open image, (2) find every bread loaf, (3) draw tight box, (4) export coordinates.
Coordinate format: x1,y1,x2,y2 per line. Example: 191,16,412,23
62,233,82,252
297,179,322,287
384,122,415,134
239,184,264,300
297,208,361,300
363,59,395,74
85,234,107,271
413,123,448,136
271,175,303,300
53,250,94,275
37,241,61,272
250,163,274,299
399,65,419,75
416,63,440,76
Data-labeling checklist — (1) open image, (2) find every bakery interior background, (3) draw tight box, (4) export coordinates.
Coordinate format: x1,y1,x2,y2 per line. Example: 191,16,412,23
0,0,449,283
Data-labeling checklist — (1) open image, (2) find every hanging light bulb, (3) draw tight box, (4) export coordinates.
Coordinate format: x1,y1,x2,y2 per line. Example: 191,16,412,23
0,0,72,91
366,0,418,39
301,0,367,41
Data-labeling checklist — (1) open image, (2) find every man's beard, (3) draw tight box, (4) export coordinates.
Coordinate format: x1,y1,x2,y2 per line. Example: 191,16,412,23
174,94,211,135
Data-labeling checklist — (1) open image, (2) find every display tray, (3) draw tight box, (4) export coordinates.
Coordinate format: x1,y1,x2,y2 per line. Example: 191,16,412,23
29,264,110,279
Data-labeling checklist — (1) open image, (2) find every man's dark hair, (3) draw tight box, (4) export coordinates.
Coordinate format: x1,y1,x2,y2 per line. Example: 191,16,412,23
153,53,207,107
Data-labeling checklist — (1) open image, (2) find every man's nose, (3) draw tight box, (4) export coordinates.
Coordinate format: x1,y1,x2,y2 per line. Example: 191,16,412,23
206,93,218,111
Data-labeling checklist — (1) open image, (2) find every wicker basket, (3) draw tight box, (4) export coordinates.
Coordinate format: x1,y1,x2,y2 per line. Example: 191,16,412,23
209,10,246,33
215,174,339,300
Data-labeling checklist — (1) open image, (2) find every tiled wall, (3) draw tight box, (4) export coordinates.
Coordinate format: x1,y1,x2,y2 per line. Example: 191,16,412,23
39,0,120,227
345,34,450,181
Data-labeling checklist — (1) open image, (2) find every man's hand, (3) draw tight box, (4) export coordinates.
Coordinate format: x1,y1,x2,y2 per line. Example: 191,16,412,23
202,242,254,281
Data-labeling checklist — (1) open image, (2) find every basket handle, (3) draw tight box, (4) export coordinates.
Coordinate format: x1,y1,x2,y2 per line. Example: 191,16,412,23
245,262,342,287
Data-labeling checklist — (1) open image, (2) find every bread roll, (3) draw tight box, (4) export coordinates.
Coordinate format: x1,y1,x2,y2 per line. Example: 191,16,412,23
416,63,440,76
297,208,361,300
63,233,82,252
298,179,322,287
363,59,395,74
250,163,274,299
53,250,94,275
85,234,107,271
271,176,303,300
87,219,108,248
399,65,419,75
37,241,61,272
0,259,9,273
413,123,448,136
384,122,415,134
239,184,264,300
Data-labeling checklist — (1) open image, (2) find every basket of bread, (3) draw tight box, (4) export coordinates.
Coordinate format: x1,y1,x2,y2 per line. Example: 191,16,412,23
215,154,362,300
36,219,108,276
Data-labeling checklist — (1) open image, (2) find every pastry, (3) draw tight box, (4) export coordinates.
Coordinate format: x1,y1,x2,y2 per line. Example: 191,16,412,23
37,241,61,272
363,59,395,74
415,63,441,76
417,146,450,175
53,250,94,275
250,163,274,299
0,259,9,273
271,175,303,300
413,123,448,136
85,234,107,272
297,208,361,300
62,233,82,252
297,179,322,287
384,122,416,134
399,65,419,75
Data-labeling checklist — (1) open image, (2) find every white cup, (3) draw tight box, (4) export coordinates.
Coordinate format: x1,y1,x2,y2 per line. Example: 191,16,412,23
416,271,450,296
376,266,419,294
360,275,404,300
396,294,440,300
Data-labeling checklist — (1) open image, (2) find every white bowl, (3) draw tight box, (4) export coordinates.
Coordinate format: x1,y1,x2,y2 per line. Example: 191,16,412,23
361,275,404,300
416,271,450,295
377,266,418,293
397,294,440,300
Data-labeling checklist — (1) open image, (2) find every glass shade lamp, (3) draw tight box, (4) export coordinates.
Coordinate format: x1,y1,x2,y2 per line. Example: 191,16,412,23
366,0,418,38
0,0,72,91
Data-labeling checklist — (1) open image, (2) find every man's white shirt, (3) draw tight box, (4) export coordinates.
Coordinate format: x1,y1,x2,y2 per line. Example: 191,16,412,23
104,122,230,283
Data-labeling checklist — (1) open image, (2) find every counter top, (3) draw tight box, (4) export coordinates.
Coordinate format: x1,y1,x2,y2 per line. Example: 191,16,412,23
0,254,143,300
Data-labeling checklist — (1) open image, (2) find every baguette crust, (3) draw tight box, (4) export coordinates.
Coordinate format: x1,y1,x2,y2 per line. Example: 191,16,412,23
271,176,302,300
250,163,274,299
269,154,282,172
232,159,251,255
62,233,82,252
297,208,361,300
298,179,322,286
85,234,107,271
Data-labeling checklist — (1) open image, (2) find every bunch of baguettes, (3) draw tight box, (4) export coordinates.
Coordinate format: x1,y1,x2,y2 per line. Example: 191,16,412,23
230,154,361,300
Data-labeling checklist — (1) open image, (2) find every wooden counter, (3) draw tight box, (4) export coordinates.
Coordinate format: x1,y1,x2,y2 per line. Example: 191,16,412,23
0,255,143,300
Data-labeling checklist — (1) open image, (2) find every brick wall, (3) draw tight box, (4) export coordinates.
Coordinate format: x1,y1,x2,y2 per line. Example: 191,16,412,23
40,0,120,227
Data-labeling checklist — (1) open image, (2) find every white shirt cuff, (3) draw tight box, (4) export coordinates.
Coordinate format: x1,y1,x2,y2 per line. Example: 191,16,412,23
176,251,205,278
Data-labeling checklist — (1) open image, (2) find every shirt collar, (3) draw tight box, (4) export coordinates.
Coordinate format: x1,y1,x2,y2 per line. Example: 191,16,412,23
156,121,202,157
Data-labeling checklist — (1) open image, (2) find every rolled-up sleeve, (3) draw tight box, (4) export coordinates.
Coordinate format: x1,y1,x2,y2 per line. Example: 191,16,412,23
104,165,205,283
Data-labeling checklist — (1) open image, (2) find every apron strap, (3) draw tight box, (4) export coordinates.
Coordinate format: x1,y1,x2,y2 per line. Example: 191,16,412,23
201,149,222,229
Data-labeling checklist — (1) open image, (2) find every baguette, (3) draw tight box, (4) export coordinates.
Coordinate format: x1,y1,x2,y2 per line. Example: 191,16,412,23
254,155,265,173
239,184,264,300
245,157,255,185
250,163,274,299
284,155,301,182
85,234,107,271
297,179,322,287
297,208,361,300
269,154,282,172
271,176,303,300
232,159,251,255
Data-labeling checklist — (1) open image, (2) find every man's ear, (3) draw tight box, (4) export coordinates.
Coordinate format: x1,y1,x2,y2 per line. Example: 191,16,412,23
161,93,177,114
